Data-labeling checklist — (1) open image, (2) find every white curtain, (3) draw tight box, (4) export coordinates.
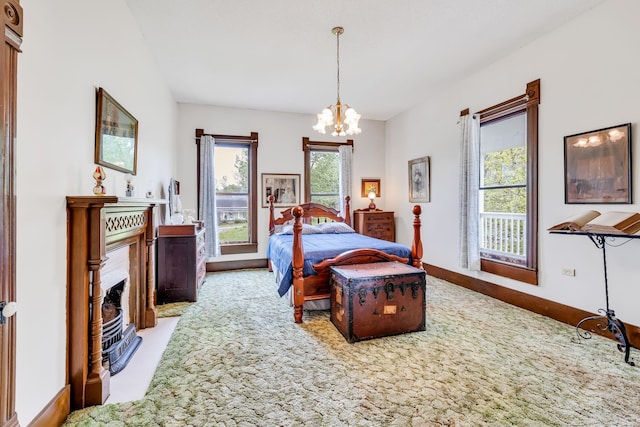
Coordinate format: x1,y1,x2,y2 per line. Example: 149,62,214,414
338,144,353,217
458,114,481,271
198,135,220,258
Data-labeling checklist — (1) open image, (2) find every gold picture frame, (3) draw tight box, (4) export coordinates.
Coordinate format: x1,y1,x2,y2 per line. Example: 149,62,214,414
95,87,138,175
361,179,381,198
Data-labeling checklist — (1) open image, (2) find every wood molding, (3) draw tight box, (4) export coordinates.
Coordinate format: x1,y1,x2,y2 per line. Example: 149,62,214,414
1,2,22,426
206,259,268,272
425,263,640,349
27,386,70,427
480,259,537,285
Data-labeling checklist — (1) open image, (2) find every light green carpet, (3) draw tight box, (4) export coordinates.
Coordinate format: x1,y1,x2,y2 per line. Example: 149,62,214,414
64,269,640,426
157,301,192,318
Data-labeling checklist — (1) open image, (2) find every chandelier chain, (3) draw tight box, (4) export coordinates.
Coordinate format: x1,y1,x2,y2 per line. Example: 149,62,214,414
336,29,340,103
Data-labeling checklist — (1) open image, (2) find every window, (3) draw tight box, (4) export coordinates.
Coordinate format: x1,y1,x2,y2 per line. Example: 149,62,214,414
476,80,540,284
480,112,527,265
308,148,340,209
196,130,258,255
215,144,250,244
302,137,353,211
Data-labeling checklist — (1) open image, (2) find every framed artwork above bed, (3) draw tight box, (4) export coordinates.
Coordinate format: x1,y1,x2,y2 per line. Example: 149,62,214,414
262,173,301,208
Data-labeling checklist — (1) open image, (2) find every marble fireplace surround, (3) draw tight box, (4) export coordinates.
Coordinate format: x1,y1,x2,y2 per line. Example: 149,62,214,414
66,196,166,409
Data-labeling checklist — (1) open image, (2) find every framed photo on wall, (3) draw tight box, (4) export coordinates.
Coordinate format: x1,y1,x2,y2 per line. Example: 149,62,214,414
361,179,381,198
408,156,430,202
262,173,301,208
564,123,631,204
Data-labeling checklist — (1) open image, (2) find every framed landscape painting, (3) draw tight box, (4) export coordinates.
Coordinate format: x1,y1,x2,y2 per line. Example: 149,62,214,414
95,87,138,175
564,123,631,204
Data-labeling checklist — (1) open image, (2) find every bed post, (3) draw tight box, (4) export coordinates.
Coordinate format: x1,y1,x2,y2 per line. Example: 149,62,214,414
344,196,351,226
268,195,275,235
411,205,423,269
267,195,275,272
292,206,305,323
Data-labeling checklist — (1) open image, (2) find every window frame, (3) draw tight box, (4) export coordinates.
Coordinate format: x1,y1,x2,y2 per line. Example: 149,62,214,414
195,129,258,255
302,136,353,205
475,79,540,285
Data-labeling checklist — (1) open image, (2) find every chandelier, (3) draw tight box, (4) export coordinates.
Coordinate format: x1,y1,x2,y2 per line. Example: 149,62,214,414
313,27,361,137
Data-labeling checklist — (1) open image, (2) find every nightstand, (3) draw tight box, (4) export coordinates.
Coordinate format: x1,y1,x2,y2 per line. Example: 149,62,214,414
353,210,395,242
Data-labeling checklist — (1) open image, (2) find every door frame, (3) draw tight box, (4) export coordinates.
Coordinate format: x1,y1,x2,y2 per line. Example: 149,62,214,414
1,2,23,427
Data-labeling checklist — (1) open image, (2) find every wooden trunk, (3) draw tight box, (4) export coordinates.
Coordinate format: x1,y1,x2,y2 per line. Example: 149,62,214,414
330,262,426,343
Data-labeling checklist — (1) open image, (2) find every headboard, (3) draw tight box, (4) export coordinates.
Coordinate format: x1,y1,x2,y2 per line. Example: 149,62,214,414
269,195,351,235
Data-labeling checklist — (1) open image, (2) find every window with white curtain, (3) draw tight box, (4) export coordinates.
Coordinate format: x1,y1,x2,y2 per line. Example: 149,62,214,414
196,130,258,256
473,79,540,285
302,137,353,215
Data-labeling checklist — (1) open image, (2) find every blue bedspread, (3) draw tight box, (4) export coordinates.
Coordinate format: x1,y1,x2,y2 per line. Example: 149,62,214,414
267,233,413,297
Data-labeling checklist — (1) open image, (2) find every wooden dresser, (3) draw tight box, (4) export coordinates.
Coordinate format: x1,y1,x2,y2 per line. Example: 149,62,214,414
157,224,206,303
354,210,395,242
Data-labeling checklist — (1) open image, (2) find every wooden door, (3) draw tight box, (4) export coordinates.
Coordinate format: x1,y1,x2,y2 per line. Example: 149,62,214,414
0,2,22,427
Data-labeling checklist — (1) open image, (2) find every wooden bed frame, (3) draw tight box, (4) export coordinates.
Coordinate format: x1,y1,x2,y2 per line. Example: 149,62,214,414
268,196,423,323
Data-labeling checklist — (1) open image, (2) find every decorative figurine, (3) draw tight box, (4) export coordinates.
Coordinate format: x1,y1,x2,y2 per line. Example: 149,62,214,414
124,173,135,197
92,166,106,195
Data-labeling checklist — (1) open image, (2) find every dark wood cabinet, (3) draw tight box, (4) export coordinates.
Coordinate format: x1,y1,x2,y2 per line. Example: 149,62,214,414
157,225,206,303
354,210,395,242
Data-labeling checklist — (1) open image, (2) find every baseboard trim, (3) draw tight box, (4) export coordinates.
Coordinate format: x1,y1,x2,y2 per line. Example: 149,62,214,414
424,263,640,349
206,258,268,272
27,385,70,427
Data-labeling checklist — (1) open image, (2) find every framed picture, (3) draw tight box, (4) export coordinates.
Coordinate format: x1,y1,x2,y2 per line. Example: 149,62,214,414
408,156,430,203
95,87,138,175
361,179,381,198
564,123,631,204
262,173,301,208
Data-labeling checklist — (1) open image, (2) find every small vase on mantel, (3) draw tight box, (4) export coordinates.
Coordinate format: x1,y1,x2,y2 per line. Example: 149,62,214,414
92,166,107,195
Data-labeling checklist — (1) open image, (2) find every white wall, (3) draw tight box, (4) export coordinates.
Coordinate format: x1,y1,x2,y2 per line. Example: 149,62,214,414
176,103,386,260
16,0,177,424
387,0,640,325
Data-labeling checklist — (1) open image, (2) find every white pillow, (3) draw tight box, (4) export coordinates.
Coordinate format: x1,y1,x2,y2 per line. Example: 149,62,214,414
317,222,355,234
278,223,321,235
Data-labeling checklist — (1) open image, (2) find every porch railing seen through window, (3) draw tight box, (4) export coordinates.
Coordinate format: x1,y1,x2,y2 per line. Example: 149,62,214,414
480,212,526,261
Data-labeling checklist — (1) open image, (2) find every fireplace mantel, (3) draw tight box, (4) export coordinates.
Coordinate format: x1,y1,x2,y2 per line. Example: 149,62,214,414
66,195,166,409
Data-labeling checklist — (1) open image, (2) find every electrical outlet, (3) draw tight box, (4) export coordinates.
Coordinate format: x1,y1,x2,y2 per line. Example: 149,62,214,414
561,267,575,276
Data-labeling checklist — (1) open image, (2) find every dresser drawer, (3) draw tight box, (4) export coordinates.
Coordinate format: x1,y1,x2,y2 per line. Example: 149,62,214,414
364,221,393,239
354,211,395,242
364,213,393,225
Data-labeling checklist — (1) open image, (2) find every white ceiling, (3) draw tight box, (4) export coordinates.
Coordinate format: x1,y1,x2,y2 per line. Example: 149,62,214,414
125,0,603,121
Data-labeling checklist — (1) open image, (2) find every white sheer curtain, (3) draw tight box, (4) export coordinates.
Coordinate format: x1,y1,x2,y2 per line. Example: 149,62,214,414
198,135,220,258
458,113,481,270
338,144,353,217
